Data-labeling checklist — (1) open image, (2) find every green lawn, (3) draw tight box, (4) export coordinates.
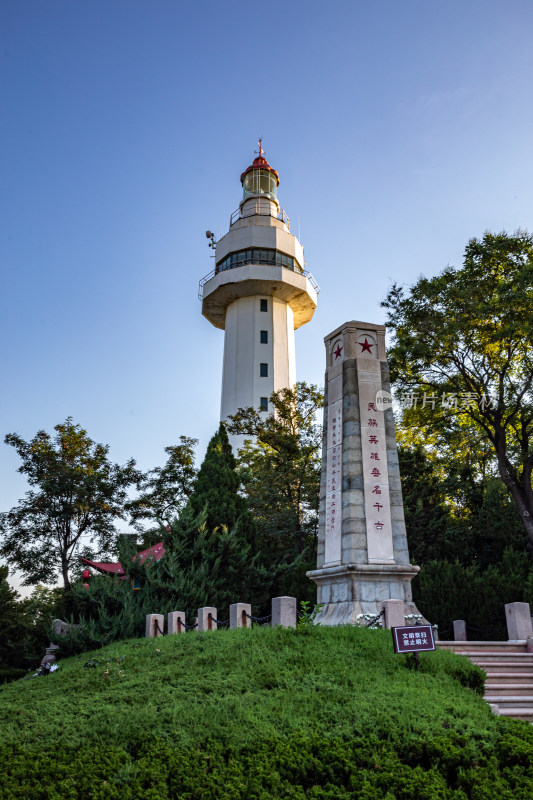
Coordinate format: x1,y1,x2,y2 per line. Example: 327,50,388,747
1,625,532,798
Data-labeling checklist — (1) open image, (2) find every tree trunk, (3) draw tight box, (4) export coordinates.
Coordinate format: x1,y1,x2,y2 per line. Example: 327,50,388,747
495,455,533,554
61,557,71,592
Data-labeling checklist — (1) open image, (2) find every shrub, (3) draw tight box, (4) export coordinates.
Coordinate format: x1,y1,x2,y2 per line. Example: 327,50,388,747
0,668,27,685
413,549,533,640
1,731,533,799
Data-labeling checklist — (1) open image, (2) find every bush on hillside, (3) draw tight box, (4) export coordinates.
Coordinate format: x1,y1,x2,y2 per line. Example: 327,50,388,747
0,624,520,797
2,729,533,799
413,549,533,640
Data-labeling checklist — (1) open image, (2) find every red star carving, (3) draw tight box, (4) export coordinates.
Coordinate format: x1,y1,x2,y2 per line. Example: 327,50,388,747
333,344,343,360
359,337,374,354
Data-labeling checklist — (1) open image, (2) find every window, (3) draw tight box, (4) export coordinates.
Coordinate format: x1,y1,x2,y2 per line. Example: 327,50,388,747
260,330,268,344
260,363,268,377
242,169,278,202
260,299,268,312
216,249,302,275
260,397,268,412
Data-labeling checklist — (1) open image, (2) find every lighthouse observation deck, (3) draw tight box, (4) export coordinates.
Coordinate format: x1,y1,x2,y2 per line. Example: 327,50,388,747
199,193,319,319
200,263,318,330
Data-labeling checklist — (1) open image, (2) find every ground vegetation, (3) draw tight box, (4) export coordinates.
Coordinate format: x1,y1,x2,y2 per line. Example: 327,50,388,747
1,626,532,798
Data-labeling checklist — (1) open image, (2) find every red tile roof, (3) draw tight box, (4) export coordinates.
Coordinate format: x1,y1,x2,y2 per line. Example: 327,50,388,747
80,541,166,576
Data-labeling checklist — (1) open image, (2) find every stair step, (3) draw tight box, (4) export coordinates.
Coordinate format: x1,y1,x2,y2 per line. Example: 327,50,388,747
439,641,528,654
484,673,533,683
463,653,533,661
439,641,533,721
468,661,533,672
484,696,533,707
497,707,533,721
485,685,533,697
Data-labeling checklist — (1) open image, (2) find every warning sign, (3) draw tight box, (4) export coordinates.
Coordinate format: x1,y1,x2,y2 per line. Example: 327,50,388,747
392,625,435,654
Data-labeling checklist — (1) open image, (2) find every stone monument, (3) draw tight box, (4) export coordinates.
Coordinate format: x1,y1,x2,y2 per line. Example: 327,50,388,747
306,320,422,625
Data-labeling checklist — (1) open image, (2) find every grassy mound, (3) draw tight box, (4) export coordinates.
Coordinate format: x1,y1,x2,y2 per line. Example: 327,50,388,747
1,625,533,798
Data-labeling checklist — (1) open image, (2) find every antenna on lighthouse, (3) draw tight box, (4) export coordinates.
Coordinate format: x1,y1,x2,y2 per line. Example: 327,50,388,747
205,230,217,249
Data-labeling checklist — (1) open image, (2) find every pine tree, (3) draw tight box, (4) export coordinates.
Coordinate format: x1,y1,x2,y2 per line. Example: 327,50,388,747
68,426,268,648
187,423,256,545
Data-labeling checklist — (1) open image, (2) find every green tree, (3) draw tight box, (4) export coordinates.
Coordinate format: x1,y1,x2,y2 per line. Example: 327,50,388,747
65,427,266,650
226,382,323,601
413,549,532,640
187,423,255,540
127,436,198,528
383,230,533,550
397,444,459,564
68,509,268,650
0,418,143,591
0,566,27,670
398,443,527,568
159,508,268,619
466,477,528,568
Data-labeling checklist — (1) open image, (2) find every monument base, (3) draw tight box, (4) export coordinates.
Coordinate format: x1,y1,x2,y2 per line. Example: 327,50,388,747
306,562,424,626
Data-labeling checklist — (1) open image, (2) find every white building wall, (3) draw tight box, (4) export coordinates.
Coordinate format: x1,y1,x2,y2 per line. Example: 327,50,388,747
272,298,296,391
220,294,296,452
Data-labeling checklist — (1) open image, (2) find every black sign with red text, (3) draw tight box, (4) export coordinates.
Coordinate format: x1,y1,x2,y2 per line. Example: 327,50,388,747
392,625,435,654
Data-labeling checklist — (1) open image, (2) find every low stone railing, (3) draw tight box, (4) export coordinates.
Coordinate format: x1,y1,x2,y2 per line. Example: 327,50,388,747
452,602,533,646
145,596,297,638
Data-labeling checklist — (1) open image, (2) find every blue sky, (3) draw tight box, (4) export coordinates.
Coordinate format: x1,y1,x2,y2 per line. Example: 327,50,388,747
1,1,533,589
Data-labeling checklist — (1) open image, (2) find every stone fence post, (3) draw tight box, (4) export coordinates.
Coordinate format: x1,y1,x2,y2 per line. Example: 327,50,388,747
230,603,251,629
52,619,69,638
145,614,164,638
453,620,467,641
271,596,296,628
52,619,80,638
381,599,405,630
168,611,186,634
505,602,533,640
198,607,217,631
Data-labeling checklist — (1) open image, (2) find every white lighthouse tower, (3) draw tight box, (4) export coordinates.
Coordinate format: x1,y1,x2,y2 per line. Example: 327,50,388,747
199,142,319,448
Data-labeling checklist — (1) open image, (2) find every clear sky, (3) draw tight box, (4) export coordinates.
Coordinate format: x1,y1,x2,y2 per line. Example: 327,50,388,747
2,1,533,591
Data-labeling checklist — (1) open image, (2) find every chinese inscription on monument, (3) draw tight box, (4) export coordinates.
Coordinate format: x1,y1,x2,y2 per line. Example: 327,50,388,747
307,320,422,624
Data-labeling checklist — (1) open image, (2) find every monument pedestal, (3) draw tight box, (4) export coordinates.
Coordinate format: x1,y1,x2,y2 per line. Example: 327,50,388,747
307,563,420,625
307,321,424,626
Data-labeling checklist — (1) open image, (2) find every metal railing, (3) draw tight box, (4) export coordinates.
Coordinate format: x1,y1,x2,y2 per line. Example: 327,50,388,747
198,264,320,301
198,269,216,299
230,206,290,229
304,270,320,294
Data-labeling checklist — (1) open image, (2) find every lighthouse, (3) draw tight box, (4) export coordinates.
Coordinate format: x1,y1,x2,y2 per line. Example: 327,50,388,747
199,143,319,449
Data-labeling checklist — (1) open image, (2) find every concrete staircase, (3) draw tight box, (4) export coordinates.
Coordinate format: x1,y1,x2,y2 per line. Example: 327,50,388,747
438,641,533,722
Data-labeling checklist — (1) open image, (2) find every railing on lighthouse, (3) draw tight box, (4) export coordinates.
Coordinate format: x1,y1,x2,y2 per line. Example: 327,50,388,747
198,264,320,301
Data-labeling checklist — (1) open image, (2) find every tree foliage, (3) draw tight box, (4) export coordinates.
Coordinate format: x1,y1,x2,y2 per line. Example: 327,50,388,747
413,548,533,640
186,423,256,540
397,444,456,564
0,565,26,670
227,382,323,601
398,441,528,570
67,424,266,647
127,436,197,528
68,508,268,649
383,230,533,550
0,418,143,590
0,568,66,673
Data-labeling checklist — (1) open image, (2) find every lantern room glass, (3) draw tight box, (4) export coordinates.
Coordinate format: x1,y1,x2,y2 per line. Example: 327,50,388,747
242,169,278,201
